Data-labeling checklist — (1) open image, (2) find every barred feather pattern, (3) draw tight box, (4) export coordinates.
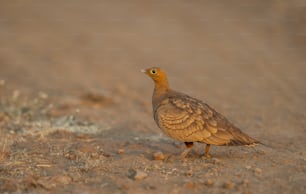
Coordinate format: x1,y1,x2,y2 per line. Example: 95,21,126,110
153,91,259,146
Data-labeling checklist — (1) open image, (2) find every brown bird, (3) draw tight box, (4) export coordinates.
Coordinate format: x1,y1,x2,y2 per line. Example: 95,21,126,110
142,67,260,158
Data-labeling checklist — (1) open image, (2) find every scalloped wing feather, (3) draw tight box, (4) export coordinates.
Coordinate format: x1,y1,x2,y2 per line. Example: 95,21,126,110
154,93,257,145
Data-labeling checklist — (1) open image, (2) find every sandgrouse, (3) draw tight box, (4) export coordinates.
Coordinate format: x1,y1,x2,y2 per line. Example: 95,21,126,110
142,67,260,158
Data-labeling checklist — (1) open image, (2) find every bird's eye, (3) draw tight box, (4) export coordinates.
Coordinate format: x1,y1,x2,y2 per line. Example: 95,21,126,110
151,69,156,74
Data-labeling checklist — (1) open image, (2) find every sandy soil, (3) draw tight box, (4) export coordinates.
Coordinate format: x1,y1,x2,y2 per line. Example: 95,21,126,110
0,1,305,193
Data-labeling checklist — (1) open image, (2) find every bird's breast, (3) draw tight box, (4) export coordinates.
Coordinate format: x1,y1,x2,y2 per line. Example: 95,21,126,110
154,103,205,142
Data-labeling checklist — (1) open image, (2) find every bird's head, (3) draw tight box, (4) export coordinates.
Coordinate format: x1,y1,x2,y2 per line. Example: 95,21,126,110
141,67,168,84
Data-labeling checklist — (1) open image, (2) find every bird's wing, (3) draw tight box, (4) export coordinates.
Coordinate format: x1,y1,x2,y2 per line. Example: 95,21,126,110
154,94,235,145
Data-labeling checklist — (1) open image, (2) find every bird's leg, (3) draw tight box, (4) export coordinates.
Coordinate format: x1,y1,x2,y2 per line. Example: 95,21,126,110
204,144,211,158
180,142,193,158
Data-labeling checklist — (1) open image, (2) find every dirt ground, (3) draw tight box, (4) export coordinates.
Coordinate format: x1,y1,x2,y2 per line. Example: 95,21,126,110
0,1,306,193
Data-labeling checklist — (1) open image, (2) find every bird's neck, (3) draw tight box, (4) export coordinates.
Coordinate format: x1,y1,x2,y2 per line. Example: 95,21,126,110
153,80,169,97
152,81,170,113
152,76,170,110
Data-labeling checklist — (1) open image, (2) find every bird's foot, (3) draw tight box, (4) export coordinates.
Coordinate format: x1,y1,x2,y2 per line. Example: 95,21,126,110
179,148,192,159
202,153,212,159
179,152,188,159
203,144,211,159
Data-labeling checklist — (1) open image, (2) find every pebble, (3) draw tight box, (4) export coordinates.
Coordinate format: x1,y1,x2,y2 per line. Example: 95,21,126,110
120,183,130,190
254,168,262,175
134,137,140,141
223,181,235,189
242,179,249,187
245,165,252,170
185,170,193,177
211,158,222,164
184,182,195,189
116,179,132,190
12,90,20,100
64,151,77,160
53,175,72,185
38,91,48,99
117,149,125,154
133,170,148,180
204,179,214,186
153,151,165,160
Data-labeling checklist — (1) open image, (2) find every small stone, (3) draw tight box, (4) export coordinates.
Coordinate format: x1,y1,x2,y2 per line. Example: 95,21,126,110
133,170,148,180
185,170,193,177
116,179,132,190
211,158,222,164
90,152,100,159
184,182,195,189
120,183,130,190
64,151,77,160
69,172,82,182
245,165,252,170
117,149,125,154
254,168,262,175
204,179,214,186
12,90,20,100
223,181,235,189
53,175,72,185
153,151,165,160
38,91,48,99
242,179,249,187
134,137,140,141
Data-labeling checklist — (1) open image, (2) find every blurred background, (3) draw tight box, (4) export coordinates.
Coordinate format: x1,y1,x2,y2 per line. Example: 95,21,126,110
1,0,305,128
0,1,305,193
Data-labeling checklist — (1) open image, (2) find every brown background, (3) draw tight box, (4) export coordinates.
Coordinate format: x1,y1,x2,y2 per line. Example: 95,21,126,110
0,0,305,193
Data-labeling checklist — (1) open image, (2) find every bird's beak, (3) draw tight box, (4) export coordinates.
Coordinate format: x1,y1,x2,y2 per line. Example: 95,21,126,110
141,69,147,74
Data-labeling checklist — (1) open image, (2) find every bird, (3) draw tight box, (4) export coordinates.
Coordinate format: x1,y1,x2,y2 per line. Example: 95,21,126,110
141,67,260,158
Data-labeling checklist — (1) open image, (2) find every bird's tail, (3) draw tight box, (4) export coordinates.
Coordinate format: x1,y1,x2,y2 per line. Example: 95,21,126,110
226,128,260,146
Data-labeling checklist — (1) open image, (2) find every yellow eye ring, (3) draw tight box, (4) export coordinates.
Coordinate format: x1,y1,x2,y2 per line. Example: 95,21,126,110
151,69,157,74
